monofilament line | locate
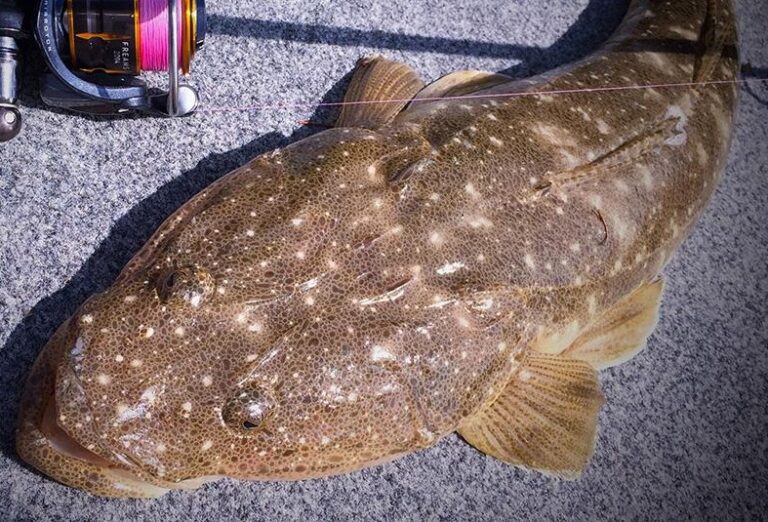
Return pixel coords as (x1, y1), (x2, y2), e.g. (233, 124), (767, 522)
(197, 77), (767, 114)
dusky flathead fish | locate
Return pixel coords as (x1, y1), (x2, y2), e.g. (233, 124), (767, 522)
(16, 0), (739, 497)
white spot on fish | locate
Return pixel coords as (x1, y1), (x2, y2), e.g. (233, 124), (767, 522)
(371, 345), (396, 362)
(202, 375), (213, 387)
(248, 323), (263, 333)
(638, 164), (654, 190)
(533, 123), (578, 147)
(429, 231), (444, 246)
(97, 374), (111, 386)
(668, 25), (698, 40)
(643, 52), (669, 69)
(596, 119), (611, 135)
(664, 105), (689, 146)
(588, 294), (598, 315)
(465, 183), (481, 199)
(696, 142), (709, 164)
(613, 179), (630, 193)
(436, 262), (466, 275)
(524, 253), (536, 269)
(466, 215), (494, 229)
(140, 387), (157, 403)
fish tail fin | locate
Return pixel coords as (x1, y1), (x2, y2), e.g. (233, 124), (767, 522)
(458, 352), (603, 478)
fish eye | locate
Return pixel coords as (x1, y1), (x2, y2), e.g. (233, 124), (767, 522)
(156, 266), (215, 306)
(223, 387), (274, 432)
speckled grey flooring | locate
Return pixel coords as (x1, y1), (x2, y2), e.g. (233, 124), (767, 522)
(1, 1), (767, 520)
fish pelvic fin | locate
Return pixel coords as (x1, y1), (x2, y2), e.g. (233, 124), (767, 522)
(458, 352), (603, 479)
(335, 56), (425, 130)
(535, 278), (665, 370)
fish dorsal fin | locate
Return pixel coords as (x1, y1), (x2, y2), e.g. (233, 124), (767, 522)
(412, 70), (511, 101)
(458, 353), (603, 479)
(335, 56), (425, 130)
(534, 279), (665, 370)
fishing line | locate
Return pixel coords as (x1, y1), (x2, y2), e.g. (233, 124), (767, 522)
(137, 0), (184, 71)
(139, 0), (184, 72)
(197, 77), (768, 115)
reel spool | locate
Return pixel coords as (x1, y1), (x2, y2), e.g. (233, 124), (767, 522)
(36, 0), (205, 118)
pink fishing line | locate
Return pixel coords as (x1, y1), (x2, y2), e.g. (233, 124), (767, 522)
(197, 77), (764, 114)
(139, 0), (183, 72)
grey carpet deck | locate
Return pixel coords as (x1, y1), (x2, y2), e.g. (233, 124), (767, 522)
(1, 1), (767, 520)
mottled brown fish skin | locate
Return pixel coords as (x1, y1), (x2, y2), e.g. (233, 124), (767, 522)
(17, 0), (739, 497)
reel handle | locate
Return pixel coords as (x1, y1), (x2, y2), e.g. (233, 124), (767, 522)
(0, 36), (22, 142)
(0, 0), (29, 142)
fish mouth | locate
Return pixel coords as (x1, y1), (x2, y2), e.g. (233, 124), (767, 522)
(16, 351), (173, 497)
(15, 322), (212, 498)
(20, 381), (219, 498)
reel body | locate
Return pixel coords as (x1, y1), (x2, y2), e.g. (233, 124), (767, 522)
(0, 0), (205, 141)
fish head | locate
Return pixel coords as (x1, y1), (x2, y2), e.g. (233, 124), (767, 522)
(17, 128), (472, 497)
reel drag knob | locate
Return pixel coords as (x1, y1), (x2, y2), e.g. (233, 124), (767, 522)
(0, 106), (22, 142)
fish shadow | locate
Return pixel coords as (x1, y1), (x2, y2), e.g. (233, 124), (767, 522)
(0, 0), (631, 466)
(742, 65), (768, 108)
(207, 0), (630, 79)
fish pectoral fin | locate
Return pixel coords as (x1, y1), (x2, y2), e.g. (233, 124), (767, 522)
(335, 55), (425, 130)
(536, 278), (665, 370)
(411, 70), (511, 101)
(458, 353), (603, 479)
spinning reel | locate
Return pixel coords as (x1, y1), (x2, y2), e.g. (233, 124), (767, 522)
(0, 0), (206, 142)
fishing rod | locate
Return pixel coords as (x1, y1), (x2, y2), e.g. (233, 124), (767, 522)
(0, 0), (206, 142)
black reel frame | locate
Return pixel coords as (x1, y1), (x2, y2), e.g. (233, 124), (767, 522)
(0, 0), (204, 142)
